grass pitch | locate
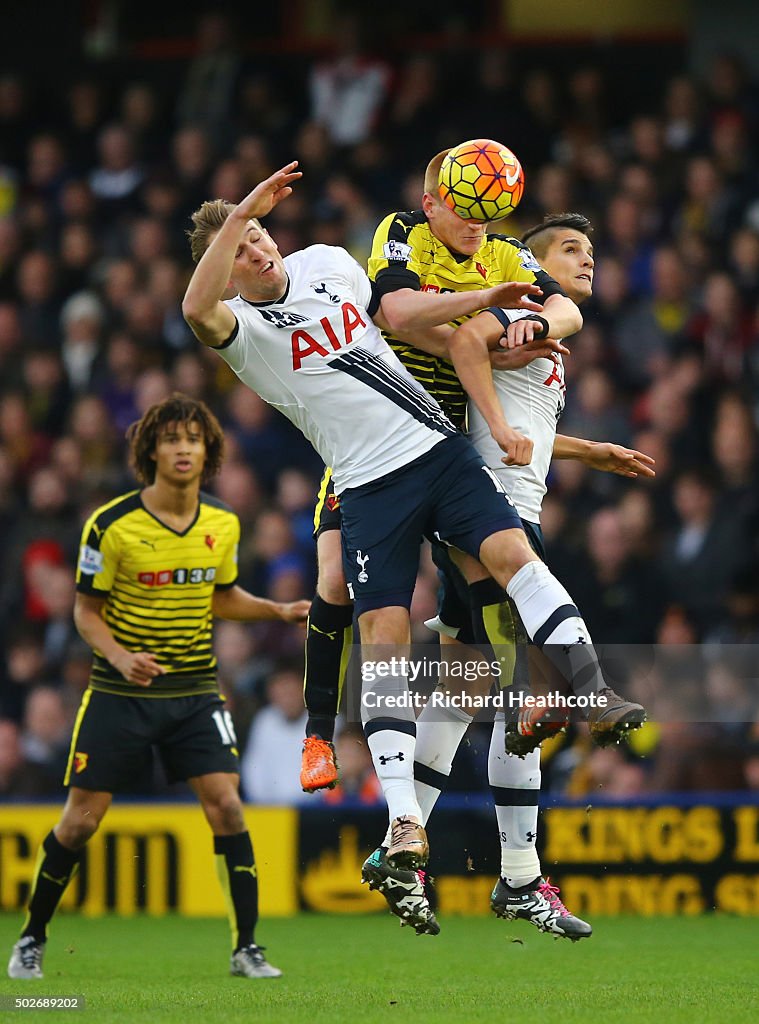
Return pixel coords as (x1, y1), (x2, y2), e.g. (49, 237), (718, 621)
(2, 913), (757, 1024)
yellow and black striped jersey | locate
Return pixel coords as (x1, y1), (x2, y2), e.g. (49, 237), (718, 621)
(368, 210), (566, 428)
(75, 490), (239, 697)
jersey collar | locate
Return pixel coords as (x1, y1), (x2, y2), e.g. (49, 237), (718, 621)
(139, 494), (200, 537)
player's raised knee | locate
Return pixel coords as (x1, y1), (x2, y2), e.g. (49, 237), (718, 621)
(479, 528), (539, 586)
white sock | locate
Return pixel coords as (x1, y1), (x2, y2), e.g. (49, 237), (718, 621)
(366, 729), (422, 823)
(489, 712), (541, 886)
(506, 562), (604, 697)
(506, 561), (587, 643)
(415, 699), (472, 824)
(381, 699), (473, 847)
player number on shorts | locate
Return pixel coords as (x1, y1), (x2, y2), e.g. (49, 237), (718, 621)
(212, 709), (238, 746)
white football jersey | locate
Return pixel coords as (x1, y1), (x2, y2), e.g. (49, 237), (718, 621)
(217, 245), (455, 492)
(467, 307), (565, 523)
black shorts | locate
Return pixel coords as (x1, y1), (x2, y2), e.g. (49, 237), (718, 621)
(430, 540), (472, 635)
(340, 434), (522, 615)
(313, 468), (342, 539)
(433, 519), (546, 634)
(64, 689), (240, 792)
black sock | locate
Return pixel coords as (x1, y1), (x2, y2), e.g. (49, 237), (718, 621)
(469, 579), (510, 648)
(21, 831), (81, 942)
(304, 594), (354, 742)
(214, 832), (258, 952)
(306, 715), (338, 742)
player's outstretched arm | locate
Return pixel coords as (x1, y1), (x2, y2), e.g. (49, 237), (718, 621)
(448, 311), (533, 466)
(234, 161), (301, 222)
(384, 321), (454, 358)
(553, 436), (656, 478)
(388, 322), (570, 367)
(378, 280), (543, 334)
(74, 593), (164, 687)
(182, 161), (302, 347)
(212, 585), (311, 623)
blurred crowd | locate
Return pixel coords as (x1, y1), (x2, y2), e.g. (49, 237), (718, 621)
(1, 12), (759, 803)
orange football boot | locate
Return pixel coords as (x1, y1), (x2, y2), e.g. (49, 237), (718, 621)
(300, 736), (339, 792)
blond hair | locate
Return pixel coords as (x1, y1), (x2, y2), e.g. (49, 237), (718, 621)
(186, 199), (262, 263)
(423, 150), (451, 199)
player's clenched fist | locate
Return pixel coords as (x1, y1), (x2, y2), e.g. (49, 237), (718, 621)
(111, 650), (165, 687)
(492, 425), (534, 466)
(279, 600), (312, 623)
(500, 317), (547, 349)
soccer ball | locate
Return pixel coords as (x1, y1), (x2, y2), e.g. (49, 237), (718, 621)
(438, 139), (524, 222)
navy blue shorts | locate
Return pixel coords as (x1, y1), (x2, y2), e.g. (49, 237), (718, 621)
(339, 434), (522, 614)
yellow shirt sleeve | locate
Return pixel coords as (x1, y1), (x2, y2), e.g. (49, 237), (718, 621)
(493, 236), (544, 284)
(490, 235), (568, 300)
(215, 514), (240, 588)
(76, 511), (118, 594)
(367, 212), (425, 287)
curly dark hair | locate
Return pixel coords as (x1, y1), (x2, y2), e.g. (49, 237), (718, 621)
(521, 213), (593, 258)
(126, 394), (225, 485)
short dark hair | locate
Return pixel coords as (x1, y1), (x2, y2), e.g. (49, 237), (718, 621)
(521, 213), (593, 258)
(126, 394), (225, 485)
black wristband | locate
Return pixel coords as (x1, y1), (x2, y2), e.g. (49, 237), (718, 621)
(522, 314), (549, 339)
